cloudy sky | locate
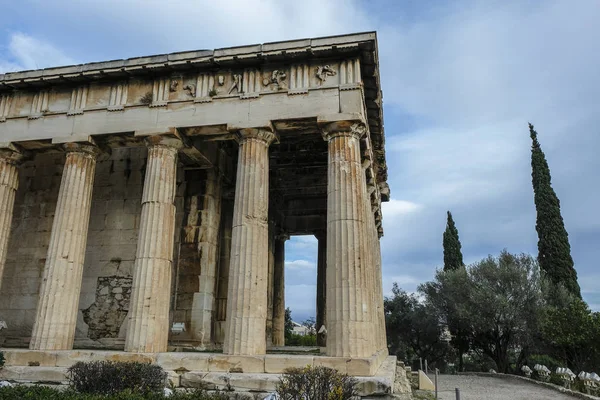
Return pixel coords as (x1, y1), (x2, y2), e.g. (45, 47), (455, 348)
(1, 0), (598, 321)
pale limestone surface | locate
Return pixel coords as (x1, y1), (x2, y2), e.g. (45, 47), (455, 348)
(321, 119), (377, 358)
(0, 145), (21, 292)
(30, 143), (100, 350)
(223, 128), (276, 356)
(125, 137), (182, 353)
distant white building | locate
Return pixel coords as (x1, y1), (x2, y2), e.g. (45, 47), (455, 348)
(291, 321), (309, 336)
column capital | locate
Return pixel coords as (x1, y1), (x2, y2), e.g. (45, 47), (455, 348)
(0, 143), (24, 165)
(63, 142), (102, 159)
(234, 126), (278, 146)
(319, 117), (367, 142)
(144, 135), (184, 150)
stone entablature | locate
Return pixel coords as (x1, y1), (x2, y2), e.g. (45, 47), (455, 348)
(0, 32), (387, 199)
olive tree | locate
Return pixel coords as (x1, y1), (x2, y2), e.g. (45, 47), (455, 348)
(421, 251), (543, 373)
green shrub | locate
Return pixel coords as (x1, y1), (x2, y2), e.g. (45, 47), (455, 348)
(0, 351), (5, 369)
(276, 365), (358, 400)
(527, 354), (563, 372)
(68, 361), (167, 395)
(286, 333), (317, 347)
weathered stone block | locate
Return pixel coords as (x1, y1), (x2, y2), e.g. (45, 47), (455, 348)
(156, 352), (210, 371)
(207, 355), (265, 373)
(3, 350), (58, 367)
(264, 354), (314, 373)
(0, 366), (68, 383)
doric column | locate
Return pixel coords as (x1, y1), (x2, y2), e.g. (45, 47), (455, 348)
(321, 119), (376, 358)
(190, 168), (222, 346)
(272, 233), (288, 347)
(125, 136), (182, 353)
(315, 230), (327, 347)
(30, 142), (100, 350)
(223, 127), (277, 355)
(0, 144), (23, 292)
(266, 224), (275, 346)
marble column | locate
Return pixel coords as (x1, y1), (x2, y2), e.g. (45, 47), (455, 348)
(266, 224), (275, 346)
(0, 144), (22, 292)
(125, 136), (182, 353)
(30, 142), (100, 350)
(321, 121), (376, 358)
(315, 231), (327, 347)
(223, 127), (276, 355)
(190, 168), (222, 346)
(272, 233), (288, 347)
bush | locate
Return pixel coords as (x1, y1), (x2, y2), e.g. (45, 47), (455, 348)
(276, 365), (358, 400)
(526, 354), (563, 372)
(0, 351), (5, 369)
(286, 333), (317, 347)
(68, 361), (167, 395)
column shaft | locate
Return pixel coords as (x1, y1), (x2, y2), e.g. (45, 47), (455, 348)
(0, 147), (22, 292)
(316, 233), (327, 347)
(30, 143), (99, 350)
(272, 234), (287, 347)
(323, 123), (376, 358)
(190, 168), (222, 346)
(266, 226), (275, 346)
(125, 137), (181, 353)
(223, 128), (276, 355)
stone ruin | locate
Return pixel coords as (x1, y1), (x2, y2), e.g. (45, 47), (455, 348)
(0, 32), (403, 395)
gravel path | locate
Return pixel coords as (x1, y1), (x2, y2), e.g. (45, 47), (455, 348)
(435, 374), (579, 400)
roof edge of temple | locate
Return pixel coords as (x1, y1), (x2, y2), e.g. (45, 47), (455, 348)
(0, 31), (388, 191)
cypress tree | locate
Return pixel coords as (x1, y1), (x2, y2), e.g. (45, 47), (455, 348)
(529, 123), (581, 297)
(443, 211), (464, 271)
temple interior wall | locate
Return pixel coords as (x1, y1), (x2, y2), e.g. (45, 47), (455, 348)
(0, 147), (187, 345)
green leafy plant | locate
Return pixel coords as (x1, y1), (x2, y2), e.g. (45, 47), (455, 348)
(276, 365), (358, 400)
(67, 361), (167, 395)
(140, 92), (153, 105)
(0, 351), (5, 369)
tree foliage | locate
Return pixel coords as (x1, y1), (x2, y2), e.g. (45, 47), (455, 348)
(529, 123), (580, 297)
(284, 307), (294, 342)
(443, 211), (464, 271)
(384, 283), (451, 367)
(541, 298), (600, 371)
(420, 251), (543, 373)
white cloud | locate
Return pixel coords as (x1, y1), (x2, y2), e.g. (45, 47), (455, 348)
(285, 260), (315, 270)
(0, 32), (75, 73)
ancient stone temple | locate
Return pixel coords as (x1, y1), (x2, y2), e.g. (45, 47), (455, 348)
(0, 32), (398, 394)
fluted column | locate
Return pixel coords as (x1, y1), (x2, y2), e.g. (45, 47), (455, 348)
(0, 144), (22, 292)
(322, 121), (376, 358)
(125, 136), (182, 353)
(223, 127), (276, 355)
(190, 168), (222, 346)
(30, 142), (100, 350)
(272, 233), (288, 347)
(315, 230), (327, 347)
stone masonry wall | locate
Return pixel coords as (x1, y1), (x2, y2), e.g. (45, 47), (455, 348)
(0, 146), (185, 346)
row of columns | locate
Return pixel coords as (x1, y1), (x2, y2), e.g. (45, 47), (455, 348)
(0, 118), (385, 357)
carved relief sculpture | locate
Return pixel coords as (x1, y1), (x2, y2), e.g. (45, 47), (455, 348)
(316, 65), (337, 84)
(184, 84), (196, 97)
(228, 74), (243, 94)
(263, 70), (287, 89)
(169, 80), (179, 92)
